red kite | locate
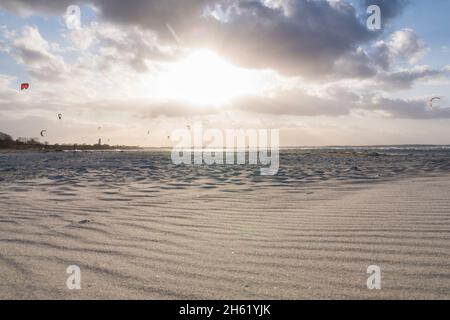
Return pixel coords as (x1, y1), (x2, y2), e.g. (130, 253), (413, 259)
(20, 83), (29, 91)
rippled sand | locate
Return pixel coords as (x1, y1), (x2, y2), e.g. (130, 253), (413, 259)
(1, 150), (450, 299)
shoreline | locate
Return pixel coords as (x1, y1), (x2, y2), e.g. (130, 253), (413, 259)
(0, 146), (141, 152)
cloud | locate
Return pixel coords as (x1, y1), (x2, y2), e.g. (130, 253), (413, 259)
(0, 0), (380, 78)
(228, 85), (450, 120)
(0, 0), (74, 16)
(93, 0), (211, 41)
(332, 48), (377, 78)
(0, 74), (19, 103)
(82, 0), (413, 79)
(0, 0), (211, 41)
(66, 23), (178, 72)
(365, 28), (426, 74)
(375, 65), (449, 90)
(191, 0), (376, 77)
(2, 26), (68, 81)
(386, 28), (426, 63)
(367, 96), (450, 119)
(231, 86), (358, 117)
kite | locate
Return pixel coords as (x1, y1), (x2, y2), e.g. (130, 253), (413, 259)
(428, 97), (441, 109)
(40, 130), (47, 137)
(20, 83), (29, 91)
(58, 113), (62, 120)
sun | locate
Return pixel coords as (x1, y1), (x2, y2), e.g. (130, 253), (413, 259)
(156, 49), (262, 105)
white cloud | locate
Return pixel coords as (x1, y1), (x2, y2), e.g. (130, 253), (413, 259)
(3, 26), (68, 81)
(387, 28), (427, 64)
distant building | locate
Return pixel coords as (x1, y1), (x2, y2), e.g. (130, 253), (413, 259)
(98, 138), (102, 146)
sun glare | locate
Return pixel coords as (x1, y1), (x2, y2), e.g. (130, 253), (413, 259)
(156, 49), (263, 105)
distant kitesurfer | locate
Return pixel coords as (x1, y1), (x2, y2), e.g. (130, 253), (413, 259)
(428, 97), (441, 109)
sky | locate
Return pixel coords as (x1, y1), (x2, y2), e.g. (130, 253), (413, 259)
(0, 0), (449, 147)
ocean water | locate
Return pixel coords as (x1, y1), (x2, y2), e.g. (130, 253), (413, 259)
(1, 147), (450, 189)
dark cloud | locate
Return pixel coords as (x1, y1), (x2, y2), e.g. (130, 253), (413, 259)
(368, 96), (450, 119)
(94, 0), (211, 42)
(191, 0), (376, 77)
(333, 49), (377, 78)
(0, 0), (210, 41)
(376, 67), (447, 90)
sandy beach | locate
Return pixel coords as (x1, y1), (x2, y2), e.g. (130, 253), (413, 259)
(1, 150), (449, 299)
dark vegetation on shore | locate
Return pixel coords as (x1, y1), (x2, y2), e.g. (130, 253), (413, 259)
(0, 131), (139, 151)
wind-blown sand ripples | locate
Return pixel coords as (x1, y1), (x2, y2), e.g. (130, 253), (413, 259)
(0, 148), (450, 299)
